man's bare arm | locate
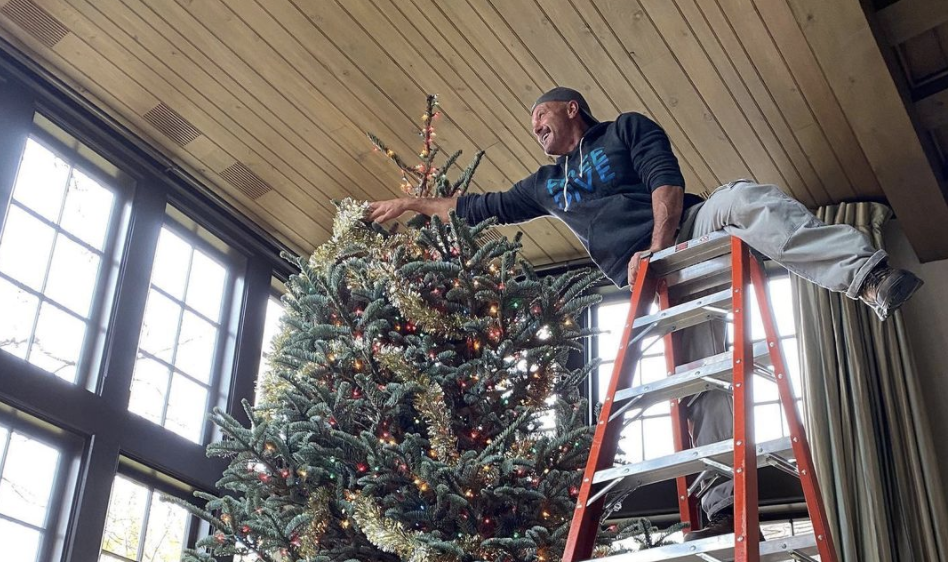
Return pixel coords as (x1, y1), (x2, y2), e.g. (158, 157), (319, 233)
(627, 185), (684, 285)
(366, 197), (458, 223)
(649, 184), (684, 251)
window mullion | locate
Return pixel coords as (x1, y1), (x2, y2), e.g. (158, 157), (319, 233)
(135, 487), (155, 562)
(0, 428), (11, 482)
(99, 182), (165, 406)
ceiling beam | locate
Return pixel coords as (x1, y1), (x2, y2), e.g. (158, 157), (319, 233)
(877, 0), (948, 46)
(789, 0), (948, 262)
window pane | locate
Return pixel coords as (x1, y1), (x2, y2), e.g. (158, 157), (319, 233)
(643, 399), (670, 416)
(639, 334), (664, 354)
(769, 277), (796, 336)
(782, 338), (801, 399)
(618, 419), (643, 464)
(0, 432), (59, 527)
(129, 358), (171, 425)
(643, 416), (674, 460)
(748, 283), (766, 340)
(101, 478), (192, 562)
(639, 355), (667, 385)
(30, 303), (85, 382)
(754, 375), (779, 402)
(44, 235), (100, 317)
(597, 362), (615, 403)
(101, 476), (148, 558)
(59, 168), (115, 250)
(0, 276), (39, 359)
(139, 290), (181, 363)
(11, 139), (69, 221)
(0, 518), (41, 562)
(755, 403), (783, 442)
(185, 250), (226, 321)
(165, 374), (208, 443)
(256, 296), (285, 403)
(151, 229), (191, 300)
(175, 311), (216, 383)
(596, 301), (629, 361)
(141, 497), (188, 561)
(0, 206), (56, 291)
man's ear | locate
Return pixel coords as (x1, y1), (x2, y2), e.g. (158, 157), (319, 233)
(567, 100), (580, 119)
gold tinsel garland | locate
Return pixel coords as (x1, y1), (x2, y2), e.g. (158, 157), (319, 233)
(298, 488), (332, 558)
(351, 493), (436, 562)
(377, 347), (459, 463)
(370, 260), (469, 338)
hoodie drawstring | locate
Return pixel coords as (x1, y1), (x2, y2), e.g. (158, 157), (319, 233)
(563, 136), (585, 212)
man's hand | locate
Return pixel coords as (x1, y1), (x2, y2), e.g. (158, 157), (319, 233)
(366, 197), (458, 223)
(627, 249), (655, 287)
(367, 199), (411, 223)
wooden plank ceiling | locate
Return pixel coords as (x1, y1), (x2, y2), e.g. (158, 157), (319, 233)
(1, 0), (946, 265)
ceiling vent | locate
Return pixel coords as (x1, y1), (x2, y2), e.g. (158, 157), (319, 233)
(142, 103), (201, 146)
(1, 0), (69, 49)
(220, 162), (273, 200)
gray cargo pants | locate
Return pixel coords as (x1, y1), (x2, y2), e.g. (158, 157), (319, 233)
(674, 180), (884, 516)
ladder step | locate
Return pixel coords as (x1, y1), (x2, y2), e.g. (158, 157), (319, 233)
(648, 231), (732, 275)
(665, 254), (733, 297)
(613, 341), (773, 410)
(631, 289), (731, 335)
(593, 437), (792, 490)
(584, 532), (818, 562)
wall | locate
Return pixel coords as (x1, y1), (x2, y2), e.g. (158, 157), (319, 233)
(884, 219), (948, 494)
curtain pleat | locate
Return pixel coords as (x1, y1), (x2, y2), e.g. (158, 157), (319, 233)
(791, 202), (948, 562)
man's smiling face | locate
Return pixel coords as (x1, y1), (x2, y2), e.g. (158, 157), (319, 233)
(531, 101), (580, 156)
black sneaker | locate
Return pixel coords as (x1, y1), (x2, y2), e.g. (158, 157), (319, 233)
(858, 264), (923, 321)
(683, 508), (765, 542)
(683, 509), (733, 542)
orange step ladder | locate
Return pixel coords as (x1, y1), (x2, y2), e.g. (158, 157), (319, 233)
(563, 233), (838, 562)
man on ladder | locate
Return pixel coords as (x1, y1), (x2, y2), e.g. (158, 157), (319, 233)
(368, 87), (923, 547)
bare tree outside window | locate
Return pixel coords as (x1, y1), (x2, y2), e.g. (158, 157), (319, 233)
(0, 425), (61, 562)
(99, 475), (188, 562)
(127, 226), (231, 443)
(0, 138), (117, 384)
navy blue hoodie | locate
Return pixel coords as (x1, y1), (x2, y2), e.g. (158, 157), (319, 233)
(456, 112), (701, 287)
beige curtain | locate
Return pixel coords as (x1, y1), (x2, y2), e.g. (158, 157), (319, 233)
(791, 202), (948, 562)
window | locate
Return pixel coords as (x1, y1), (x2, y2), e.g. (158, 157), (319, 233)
(0, 423), (63, 562)
(99, 474), (190, 562)
(254, 292), (285, 405)
(128, 224), (233, 443)
(593, 276), (801, 463)
(0, 64), (299, 561)
(0, 137), (120, 383)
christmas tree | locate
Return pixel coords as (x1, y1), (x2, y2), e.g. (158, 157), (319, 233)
(174, 96), (612, 562)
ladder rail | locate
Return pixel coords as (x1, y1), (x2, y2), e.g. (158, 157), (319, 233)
(749, 257), (839, 561)
(731, 237), (761, 562)
(563, 235), (839, 562)
(658, 280), (701, 534)
(562, 259), (658, 562)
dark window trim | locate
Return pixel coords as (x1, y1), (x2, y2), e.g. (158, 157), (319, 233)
(0, 39), (287, 560)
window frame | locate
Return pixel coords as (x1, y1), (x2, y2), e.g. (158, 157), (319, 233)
(0, 45), (293, 561)
(98, 461), (208, 562)
(0, 408), (83, 562)
(131, 216), (243, 445)
(0, 126), (131, 391)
